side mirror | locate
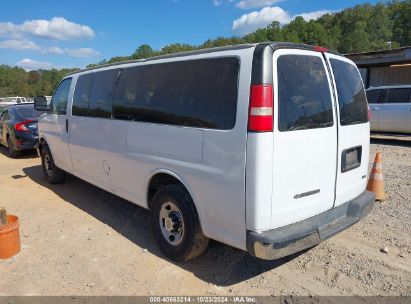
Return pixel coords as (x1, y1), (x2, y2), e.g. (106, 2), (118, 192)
(34, 96), (49, 111)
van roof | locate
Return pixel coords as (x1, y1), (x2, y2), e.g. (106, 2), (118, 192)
(66, 42), (341, 76)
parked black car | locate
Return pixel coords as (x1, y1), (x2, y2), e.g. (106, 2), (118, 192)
(0, 104), (45, 157)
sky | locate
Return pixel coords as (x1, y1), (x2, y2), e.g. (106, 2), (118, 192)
(0, 0), (381, 70)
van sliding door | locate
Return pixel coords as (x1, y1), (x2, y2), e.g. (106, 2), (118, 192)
(69, 69), (126, 190)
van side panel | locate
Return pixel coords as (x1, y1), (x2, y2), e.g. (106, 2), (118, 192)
(69, 116), (127, 193)
(120, 123), (204, 205)
(126, 124), (204, 161)
(112, 48), (255, 250)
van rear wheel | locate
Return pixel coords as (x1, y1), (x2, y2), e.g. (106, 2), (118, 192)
(41, 145), (66, 184)
(150, 184), (209, 261)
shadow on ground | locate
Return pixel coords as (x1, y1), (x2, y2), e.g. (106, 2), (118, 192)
(0, 146), (38, 159)
(370, 135), (411, 147)
(22, 164), (303, 286)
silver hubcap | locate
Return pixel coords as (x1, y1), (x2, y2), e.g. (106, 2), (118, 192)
(44, 155), (53, 176)
(159, 201), (184, 246)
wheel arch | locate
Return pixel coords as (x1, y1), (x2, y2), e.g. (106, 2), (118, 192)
(38, 136), (49, 155)
(146, 169), (204, 228)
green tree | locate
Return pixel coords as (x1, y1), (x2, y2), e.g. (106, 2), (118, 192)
(390, 0), (411, 46)
(1, 0), (410, 97)
(132, 44), (155, 59)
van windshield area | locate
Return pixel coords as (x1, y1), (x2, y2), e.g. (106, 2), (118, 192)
(330, 59), (368, 126)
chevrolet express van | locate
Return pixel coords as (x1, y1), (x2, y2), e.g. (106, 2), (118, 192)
(35, 43), (375, 261)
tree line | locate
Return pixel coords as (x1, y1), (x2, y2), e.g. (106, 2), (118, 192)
(1, 0), (410, 97)
(0, 66), (79, 97)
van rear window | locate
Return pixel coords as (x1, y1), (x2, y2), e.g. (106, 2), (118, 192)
(277, 55), (334, 131)
(113, 58), (239, 129)
(330, 59), (368, 126)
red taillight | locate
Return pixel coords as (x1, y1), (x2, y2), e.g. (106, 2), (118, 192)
(314, 45), (328, 53)
(368, 108), (372, 121)
(14, 120), (33, 132)
(248, 84), (273, 132)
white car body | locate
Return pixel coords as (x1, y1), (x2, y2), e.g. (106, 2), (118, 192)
(37, 43), (374, 260)
(0, 96), (29, 105)
(366, 85), (411, 134)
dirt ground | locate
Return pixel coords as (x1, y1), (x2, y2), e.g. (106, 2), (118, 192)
(0, 139), (410, 296)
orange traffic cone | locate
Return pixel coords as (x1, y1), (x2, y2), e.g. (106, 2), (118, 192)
(367, 152), (386, 201)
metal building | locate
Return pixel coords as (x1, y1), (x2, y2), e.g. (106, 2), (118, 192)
(345, 46), (411, 88)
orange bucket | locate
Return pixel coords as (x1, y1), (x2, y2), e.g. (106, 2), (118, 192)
(0, 215), (21, 259)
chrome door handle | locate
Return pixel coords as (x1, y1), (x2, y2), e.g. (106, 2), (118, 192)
(371, 107), (379, 110)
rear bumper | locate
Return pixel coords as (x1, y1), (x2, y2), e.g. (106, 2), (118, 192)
(14, 133), (39, 150)
(247, 190), (375, 260)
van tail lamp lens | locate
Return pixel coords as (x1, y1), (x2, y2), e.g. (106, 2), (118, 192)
(248, 84), (273, 132)
(314, 46), (328, 52)
(14, 120), (33, 132)
(368, 108), (372, 121)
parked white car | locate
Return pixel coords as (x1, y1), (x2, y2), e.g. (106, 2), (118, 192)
(366, 85), (411, 134)
(35, 43), (374, 261)
(1, 96), (29, 105)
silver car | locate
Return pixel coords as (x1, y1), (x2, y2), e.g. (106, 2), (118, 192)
(366, 85), (411, 134)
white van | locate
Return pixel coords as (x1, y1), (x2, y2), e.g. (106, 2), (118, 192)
(35, 43), (375, 261)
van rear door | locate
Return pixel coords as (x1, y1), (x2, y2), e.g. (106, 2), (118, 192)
(270, 49), (338, 229)
(325, 53), (370, 207)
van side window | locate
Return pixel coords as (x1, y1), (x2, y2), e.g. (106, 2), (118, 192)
(330, 59), (368, 126)
(277, 55), (333, 131)
(113, 58), (239, 130)
(72, 73), (94, 116)
(386, 88), (411, 104)
(50, 78), (72, 115)
(88, 69), (119, 118)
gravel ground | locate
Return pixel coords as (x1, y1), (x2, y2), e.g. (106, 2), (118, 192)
(0, 139), (410, 296)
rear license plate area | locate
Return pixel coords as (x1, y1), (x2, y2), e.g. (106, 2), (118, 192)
(341, 146), (362, 173)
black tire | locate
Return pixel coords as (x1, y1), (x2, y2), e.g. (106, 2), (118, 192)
(41, 145), (66, 184)
(7, 136), (21, 158)
(150, 184), (209, 261)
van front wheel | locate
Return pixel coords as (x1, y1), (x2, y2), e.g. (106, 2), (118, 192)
(41, 145), (66, 184)
(150, 184), (209, 261)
